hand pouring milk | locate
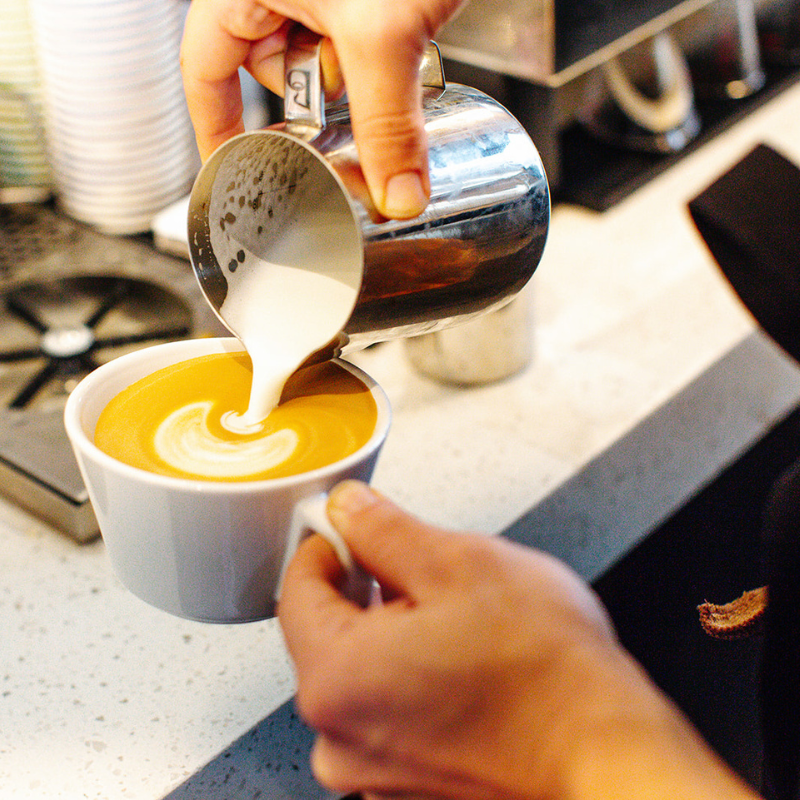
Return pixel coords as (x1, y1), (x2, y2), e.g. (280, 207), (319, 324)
(188, 29), (550, 420)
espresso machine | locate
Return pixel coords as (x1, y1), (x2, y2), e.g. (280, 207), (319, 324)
(437, 0), (792, 205)
(438, 1), (712, 186)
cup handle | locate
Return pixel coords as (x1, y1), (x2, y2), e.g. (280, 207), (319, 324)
(278, 493), (374, 607)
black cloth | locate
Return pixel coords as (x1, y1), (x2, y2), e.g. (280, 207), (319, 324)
(689, 144), (800, 800)
(688, 143), (800, 364)
(760, 460), (800, 800)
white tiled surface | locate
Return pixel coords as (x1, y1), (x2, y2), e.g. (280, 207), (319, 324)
(4, 81), (800, 799)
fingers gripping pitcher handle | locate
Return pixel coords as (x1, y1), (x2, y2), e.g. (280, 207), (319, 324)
(278, 493), (374, 607)
(283, 25), (445, 133)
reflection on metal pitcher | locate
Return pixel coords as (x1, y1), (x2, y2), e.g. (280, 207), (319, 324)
(188, 27), (550, 357)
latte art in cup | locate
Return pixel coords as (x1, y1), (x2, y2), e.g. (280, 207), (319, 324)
(94, 352), (378, 482)
(64, 337), (391, 622)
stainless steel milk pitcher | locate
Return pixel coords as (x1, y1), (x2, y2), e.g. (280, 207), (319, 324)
(188, 26), (550, 352)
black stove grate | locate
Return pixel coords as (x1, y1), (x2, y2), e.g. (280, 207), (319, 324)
(0, 204), (224, 539)
(0, 276), (192, 410)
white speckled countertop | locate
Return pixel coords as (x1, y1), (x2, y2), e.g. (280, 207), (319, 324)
(4, 81), (800, 800)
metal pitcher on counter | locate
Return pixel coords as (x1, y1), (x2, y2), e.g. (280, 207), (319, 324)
(188, 26), (550, 355)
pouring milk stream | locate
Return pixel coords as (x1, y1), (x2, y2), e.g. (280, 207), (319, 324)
(220, 257), (356, 431)
(215, 194), (360, 432)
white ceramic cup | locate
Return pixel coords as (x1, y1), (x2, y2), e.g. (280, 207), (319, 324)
(64, 337), (390, 623)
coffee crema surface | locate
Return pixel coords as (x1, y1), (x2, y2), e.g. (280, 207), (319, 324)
(94, 353), (377, 481)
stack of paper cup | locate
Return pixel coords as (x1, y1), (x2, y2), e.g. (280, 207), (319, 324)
(0, 0), (52, 199)
(28, 0), (199, 234)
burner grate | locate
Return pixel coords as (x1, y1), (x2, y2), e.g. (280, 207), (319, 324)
(0, 205), (227, 540)
(0, 276), (192, 410)
(0, 274), (198, 540)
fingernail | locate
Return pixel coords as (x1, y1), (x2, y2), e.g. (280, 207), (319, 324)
(382, 171), (427, 219)
(328, 480), (378, 518)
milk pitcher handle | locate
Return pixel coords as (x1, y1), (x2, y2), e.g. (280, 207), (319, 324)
(277, 493), (374, 608)
(283, 25), (445, 133)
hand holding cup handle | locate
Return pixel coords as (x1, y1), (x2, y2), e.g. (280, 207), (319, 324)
(279, 493), (374, 608)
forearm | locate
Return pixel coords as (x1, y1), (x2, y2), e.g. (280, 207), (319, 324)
(462, 637), (760, 800)
(558, 649), (760, 800)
